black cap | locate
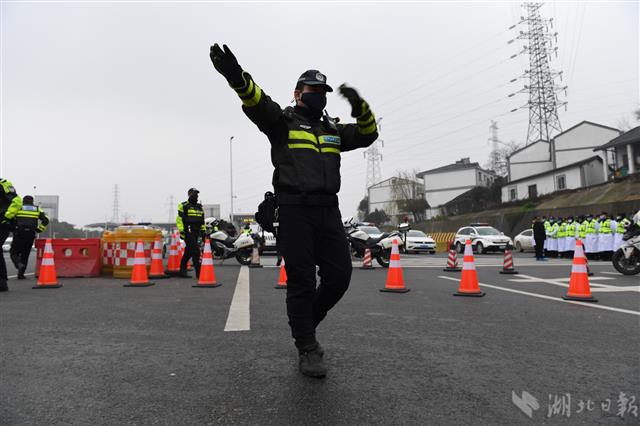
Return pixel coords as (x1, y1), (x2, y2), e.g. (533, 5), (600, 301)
(297, 70), (333, 92)
(23, 195), (34, 203)
(188, 188), (199, 195)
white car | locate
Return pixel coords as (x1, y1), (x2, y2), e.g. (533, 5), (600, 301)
(2, 236), (12, 252)
(454, 224), (513, 254)
(404, 230), (436, 254)
(514, 229), (534, 252)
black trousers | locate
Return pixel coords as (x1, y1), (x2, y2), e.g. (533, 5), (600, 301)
(277, 205), (352, 351)
(0, 226), (10, 280)
(10, 231), (35, 276)
(534, 237), (545, 259)
(180, 231), (201, 275)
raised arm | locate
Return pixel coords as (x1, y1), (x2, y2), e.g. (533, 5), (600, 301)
(210, 44), (283, 133)
(336, 84), (378, 152)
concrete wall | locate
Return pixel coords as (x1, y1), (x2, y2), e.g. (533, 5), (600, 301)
(554, 123), (619, 169)
(508, 141), (553, 181)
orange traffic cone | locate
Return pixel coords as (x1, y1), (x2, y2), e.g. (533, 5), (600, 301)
(149, 235), (169, 279)
(124, 240), (155, 287)
(166, 233), (181, 276)
(499, 246), (518, 274)
(33, 239), (62, 289)
(563, 240), (597, 302)
(249, 245), (263, 268)
(454, 239), (485, 297)
(360, 248), (375, 270)
(380, 239), (410, 293)
(193, 239), (221, 288)
(275, 260), (287, 289)
(443, 243), (461, 272)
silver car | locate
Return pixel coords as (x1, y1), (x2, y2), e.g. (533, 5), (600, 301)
(514, 229), (534, 252)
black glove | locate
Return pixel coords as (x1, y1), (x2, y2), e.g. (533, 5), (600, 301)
(338, 84), (364, 118)
(209, 43), (244, 87)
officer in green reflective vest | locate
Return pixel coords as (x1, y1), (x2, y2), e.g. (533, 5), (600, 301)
(585, 214), (598, 260)
(10, 195), (49, 279)
(176, 188), (205, 278)
(0, 178), (22, 292)
(210, 43), (378, 378)
(614, 213), (630, 251)
(598, 212), (614, 260)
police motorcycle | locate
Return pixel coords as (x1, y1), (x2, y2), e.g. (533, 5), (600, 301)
(343, 217), (404, 268)
(204, 217), (255, 265)
(612, 210), (640, 276)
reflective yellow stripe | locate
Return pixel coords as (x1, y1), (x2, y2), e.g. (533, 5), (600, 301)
(357, 114), (375, 127)
(288, 130), (318, 144)
(288, 143), (319, 152)
(320, 147), (340, 154)
(16, 212), (40, 218)
(358, 121), (377, 135)
(241, 84), (262, 107)
(235, 79), (254, 96)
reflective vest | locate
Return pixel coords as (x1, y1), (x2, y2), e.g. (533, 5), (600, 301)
(599, 219), (612, 234)
(15, 204), (49, 233)
(0, 178), (22, 221)
(176, 201), (205, 233)
(549, 223), (559, 238)
(230, 72), (378, 196)
(557, 223), (566, 238)
(566, 222), (576, 236)
(579, 221), (588, 239)
(586, 220), (597, 235)
(544, 221), (551, 231)
(617, 218), (630, 233)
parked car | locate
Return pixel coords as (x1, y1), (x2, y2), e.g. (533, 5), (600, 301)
(2, 236), (12, 253)
(404, 230), (436, 254)
(514, 229), (534, 252)
(454, 223), (513, 254)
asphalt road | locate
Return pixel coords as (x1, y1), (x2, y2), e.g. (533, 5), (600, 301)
(1, 252), (638, 425)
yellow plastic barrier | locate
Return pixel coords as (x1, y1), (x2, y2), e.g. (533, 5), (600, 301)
(428, 232), (457, 252)
(101, 231), (115, 275)
(112, 225), (162, 279)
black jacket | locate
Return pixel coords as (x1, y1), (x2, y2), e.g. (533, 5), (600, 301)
(230, 72), (378, 195)
(533, 221), (546, 240)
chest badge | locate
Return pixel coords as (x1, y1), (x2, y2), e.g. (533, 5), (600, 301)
(299, 125), (311, 130)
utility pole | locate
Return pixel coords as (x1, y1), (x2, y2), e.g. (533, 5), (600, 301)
(111, 184), (120, 224)
(364, 118), (383, 194)
(515, 2), (567, 145)
(167, 195), (175, 224)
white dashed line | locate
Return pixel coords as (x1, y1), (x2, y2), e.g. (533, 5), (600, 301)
(224, 266), (251, 332)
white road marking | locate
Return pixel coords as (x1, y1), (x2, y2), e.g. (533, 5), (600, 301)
(224, 266), (251, 332)
(438, 275), (640, 316)
(602, 271), (621, 276)
(7, 273), (35, 279)
(509, 274), (638, 292)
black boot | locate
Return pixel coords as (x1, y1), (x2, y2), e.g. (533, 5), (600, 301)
(177, 270), (192, 278)
(298, 343), (326, 378)
(0, 279), (8, 292)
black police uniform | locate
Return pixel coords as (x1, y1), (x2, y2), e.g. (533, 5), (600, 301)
(11, 203), (49, 278)
(176, 200), (205, 276)
(226, 70), (378, 351)
(0, 179), (22, 291)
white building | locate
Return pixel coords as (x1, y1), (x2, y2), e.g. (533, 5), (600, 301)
(416, 158), (497, 217)
(502, 121), (621, 202)
(368, 177), (425, 224)
(594, 125), (640, 178)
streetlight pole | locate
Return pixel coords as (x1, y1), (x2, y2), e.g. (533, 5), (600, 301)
(229, 136), (234, 225)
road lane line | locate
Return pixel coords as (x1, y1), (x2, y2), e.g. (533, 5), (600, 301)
(438, 275), (640, 317)
(224, 266), (250, 332)
(510, 274), (614, 288)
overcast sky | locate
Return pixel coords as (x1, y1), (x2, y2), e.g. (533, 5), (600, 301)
(1, 1), (638, 226)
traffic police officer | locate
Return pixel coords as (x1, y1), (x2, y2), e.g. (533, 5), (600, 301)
(176, 188), (206, 278)
(0, 178), (22, 292)
(10, 195), (49, 279)
(210, 43), (378, 377)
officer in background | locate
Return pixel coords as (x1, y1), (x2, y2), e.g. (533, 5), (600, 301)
(210, 44), (378, 378)
(176, 188), (205, 278)
(10, 195), (49, 279)
(597, 212), (614, 261)
(532, 216), (546, 261)
(613, 213), (630, 251)
(0, 178), (22, 292)
(585, 214), (598, 260)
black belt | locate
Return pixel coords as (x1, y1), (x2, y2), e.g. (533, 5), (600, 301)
(277, 193), (338, 207)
